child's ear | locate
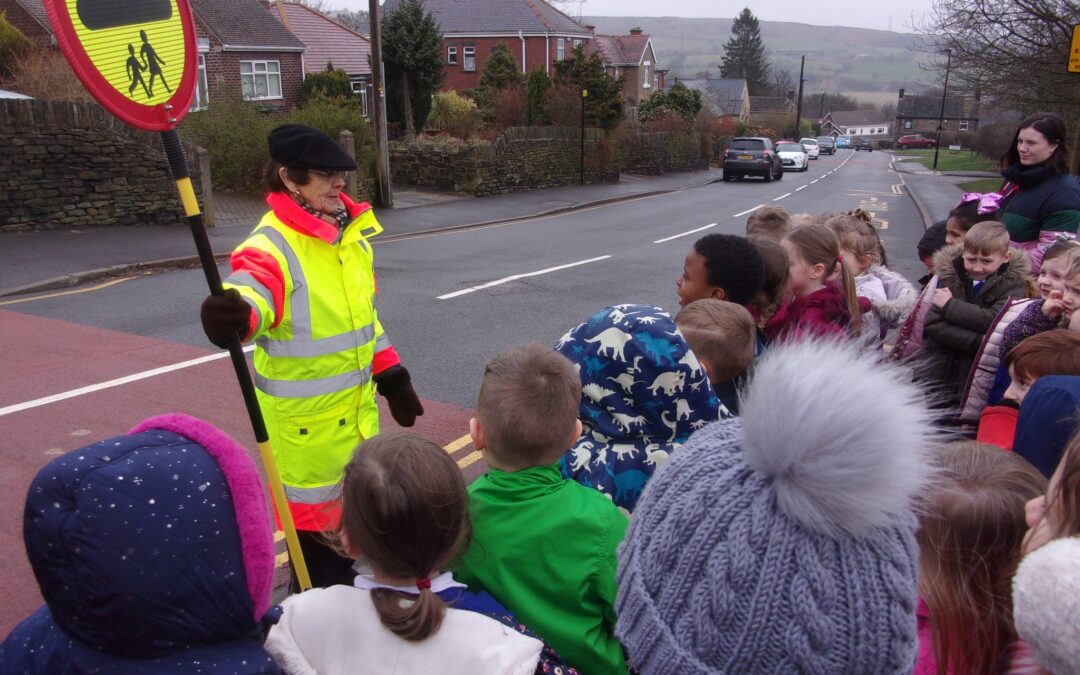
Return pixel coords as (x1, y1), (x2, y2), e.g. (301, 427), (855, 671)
(469, 417), (486, 451)
(339, 530), (359, 558)
(811, 262), (827, 280)
(567, 419), (583, 448)
(710, 287), (728, 301)
(1002, 250), (1013, 263)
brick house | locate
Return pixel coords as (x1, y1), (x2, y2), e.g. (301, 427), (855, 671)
(895, 88), (980, 137)
(0, 0), (53, 47)
(384, 0), (592, 93)
(673, 78), (749, 121)
(268, 1), (372, 116)
(587, 27), (664, 109)
(819, 110), (892, 139)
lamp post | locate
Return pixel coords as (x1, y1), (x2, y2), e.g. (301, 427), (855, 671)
(932, 48), (952, 172)
(793, 55), (805, 139)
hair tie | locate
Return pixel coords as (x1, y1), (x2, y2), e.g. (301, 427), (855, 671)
(416, 577), (431, 591)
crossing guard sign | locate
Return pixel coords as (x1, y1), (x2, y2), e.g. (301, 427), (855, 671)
(44, 0), (197, 130)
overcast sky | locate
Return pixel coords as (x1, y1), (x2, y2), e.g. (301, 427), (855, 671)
(340, 0), (938, 33)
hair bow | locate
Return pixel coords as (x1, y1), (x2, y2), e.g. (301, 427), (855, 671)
(955, 192), (1004, 215)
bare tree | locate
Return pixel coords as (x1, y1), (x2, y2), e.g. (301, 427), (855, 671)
(293, 0), (333, 13)
(771, 68), (794, 99)
(915, 0), (1080, 170)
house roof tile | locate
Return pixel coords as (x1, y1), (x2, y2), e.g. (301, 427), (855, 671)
(269, 2), (370, 75)
(191, 0), (306, 51)
(383, 0), (590, 36)
(828, 109), (890, 126)
(750, 96), (792, 113)
(897, 94), (975, 119)
(9, 0), (50, 34)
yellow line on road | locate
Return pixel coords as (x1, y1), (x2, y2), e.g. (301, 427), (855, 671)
(0, 276), (135, 306)
(457, 450), (483, 469)
(444, 433), (473, 454)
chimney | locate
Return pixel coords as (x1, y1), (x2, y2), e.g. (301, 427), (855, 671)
(584, 24), (595, 34)
(629, 27), (643, 36)
(898, 88), (905, 101)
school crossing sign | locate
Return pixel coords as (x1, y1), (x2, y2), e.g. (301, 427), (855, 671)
(44, 0), (197, 130)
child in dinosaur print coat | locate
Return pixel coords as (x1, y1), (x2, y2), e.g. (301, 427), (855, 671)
(556, 304), (720, 512)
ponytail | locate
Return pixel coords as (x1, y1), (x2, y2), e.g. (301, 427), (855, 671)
(837, 257), (862, 331)
(370, 586), (446, 641)
(786, 223), (862, 332)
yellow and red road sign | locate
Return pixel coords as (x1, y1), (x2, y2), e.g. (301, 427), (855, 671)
(44, 0), (197, 130)
(1070, 24), (1080, 74)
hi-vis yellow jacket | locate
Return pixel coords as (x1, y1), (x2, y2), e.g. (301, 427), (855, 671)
(224, 192), (399, 530)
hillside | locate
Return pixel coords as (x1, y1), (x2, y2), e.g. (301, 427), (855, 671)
(583, 16), (930, 98)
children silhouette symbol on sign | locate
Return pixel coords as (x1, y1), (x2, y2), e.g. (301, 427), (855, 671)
(125, 44), (150, 98)
(139, 30), (171, 97)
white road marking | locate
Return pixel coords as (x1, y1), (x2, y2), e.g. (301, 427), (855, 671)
(732, 204), (765, 218)
(437, 255), (612, 300)
(772, 193), (792, 201)
(795, 185), (808, 191)
(0, 346), (257, 417)
(653, 222), (717, 244)
(811, 179), (820, 184)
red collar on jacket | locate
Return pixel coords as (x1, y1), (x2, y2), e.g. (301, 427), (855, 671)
(265, 191), (372, 244)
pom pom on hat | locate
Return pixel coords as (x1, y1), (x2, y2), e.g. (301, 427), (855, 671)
(1013, 537), (1080, 675)
(268, 124), (357, 171)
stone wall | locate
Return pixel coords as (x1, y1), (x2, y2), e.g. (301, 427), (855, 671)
(0, 99), (201, 229)
(621, 131), (710, 175)
(390, 126), (619, 197)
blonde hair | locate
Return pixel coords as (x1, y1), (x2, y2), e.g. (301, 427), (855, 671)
(675, 300), (756, 382)
(747, 235), (790, 329)
(783, 224), (862, 328)
(477, 344), (580, 466)
(827, 215), (885, 267)
(917, 441), (1047, 674)
(745, 206), (792, 240)
(1065, 246), (1080, 278)
(963, 221), (1010, 256)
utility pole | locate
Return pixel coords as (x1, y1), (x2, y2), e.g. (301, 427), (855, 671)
(793, 54), (805, 139)
(932, 48), (952, 172)
(368, 0), (392, 207)
(580, 89), (587, 186)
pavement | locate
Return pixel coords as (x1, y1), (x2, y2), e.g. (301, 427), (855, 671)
(0, 158), (999, 296)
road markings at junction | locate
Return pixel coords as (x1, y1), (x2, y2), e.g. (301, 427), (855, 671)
(437, 255), (612, 300)
(732, 204), (765, 218)
(0, 277), (135, 306)
(653, 222), (717, 244)
(0, 346), (257, 418)
(772, 193), (791, 202)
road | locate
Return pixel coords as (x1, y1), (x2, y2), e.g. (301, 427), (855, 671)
(0, 148), (925, 633)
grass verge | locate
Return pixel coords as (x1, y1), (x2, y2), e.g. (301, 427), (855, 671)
(891, 149), (997, 172)
(957, 178), (1002, 194)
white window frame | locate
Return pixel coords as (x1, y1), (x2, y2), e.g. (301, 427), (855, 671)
(190, 52), (209, 111)
(240, 60), (283, 101)
(557, 38), (565, 61)
(904, 119), (912, 129)
(463, 46), (476, 72)
(447, 46), (457, 65)
(572, 38), (582, 48)
(351, 80), (369, 117)
(643, 61), (651, 88)
(959, 120), (969, 131)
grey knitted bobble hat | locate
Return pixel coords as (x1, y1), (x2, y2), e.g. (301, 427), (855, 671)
(615, 339), (937, 674)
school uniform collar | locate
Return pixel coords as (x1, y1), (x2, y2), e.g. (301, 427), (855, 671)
(476, 463), (565, 500)
(266, 191), (371, 244)
(353, 570), (466, 595)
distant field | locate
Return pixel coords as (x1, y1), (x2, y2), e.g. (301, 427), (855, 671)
(847, 91), (903, 106)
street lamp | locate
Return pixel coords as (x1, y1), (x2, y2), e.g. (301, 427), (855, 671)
(932, 48), (952, 172)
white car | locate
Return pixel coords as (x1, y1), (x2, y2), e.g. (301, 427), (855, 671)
(799, 137), (820, 159)
(776, 142), (809, 172)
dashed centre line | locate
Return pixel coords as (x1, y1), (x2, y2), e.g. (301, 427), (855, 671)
(653, 222), (717, 244)
(436, 255), (612, 300)
(772, 193), (792, 202)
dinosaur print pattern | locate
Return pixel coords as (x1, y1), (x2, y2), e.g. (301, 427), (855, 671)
(556, 304), (719, 511)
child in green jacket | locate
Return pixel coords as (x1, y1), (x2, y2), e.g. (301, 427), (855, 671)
(455, 344), (629, 675)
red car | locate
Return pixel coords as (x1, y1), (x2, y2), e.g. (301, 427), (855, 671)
(896, 134), (936, 150)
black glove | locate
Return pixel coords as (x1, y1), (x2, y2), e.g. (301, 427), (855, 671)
(200, 288), (250, 349)
(373, 365), (424, 427)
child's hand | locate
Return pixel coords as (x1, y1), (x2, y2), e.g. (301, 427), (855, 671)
(1041, 290), (1066, 318)
(931, 288), (952, 308)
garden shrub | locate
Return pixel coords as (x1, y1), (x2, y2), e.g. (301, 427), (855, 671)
(427, 90), (482, 138)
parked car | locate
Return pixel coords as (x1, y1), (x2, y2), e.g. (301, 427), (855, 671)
(815, 136), (836, 154)
(896, 134), (936, 150)
(835, 136), (852, 149)
(854, 137), (874, 152)
(799, 137), (820, 159)
(776, 142), (809, 172)
(723, 137), (783, 182)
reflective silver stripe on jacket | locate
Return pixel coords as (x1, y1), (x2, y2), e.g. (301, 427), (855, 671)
(255, 366), (372, 398)
(225, 271), (276, 312)
(284, 482), (341, 504)
(257, 323), (375, 358)
(374, 332), (392, 352)
(253, 226), (311, 339)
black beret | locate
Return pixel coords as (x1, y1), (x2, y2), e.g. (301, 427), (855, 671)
(268, 124), (357, 171)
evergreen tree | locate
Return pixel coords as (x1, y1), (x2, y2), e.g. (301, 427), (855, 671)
(382, 0), (444, 138)
(638, 82), (702, 125)
(720, 8), (771, 95)
(553, 44), (624, 130)
(303, 62), (355, 102)
(524, 67), (551, 125)
(470, 44), (523, 119)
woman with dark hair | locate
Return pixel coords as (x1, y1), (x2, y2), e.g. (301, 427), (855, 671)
(998, 112), (1080, 273)
(198, 124), (424, 589)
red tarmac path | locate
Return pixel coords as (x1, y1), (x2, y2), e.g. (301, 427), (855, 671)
(0, 308), (480, 636)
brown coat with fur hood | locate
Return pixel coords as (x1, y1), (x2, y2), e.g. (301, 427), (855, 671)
(921, 244), (1034, 401)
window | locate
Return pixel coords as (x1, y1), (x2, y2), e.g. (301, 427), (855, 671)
(351, 80), (369, 117)
(643, 61), (650, 88)
(557, 38), (565, 61)
(572, 39), (582, 48)
(904, 120), (912, 129)
(240, 60), (282, 100)
(653, 74), (658, 90)
(959, 120), (969, 131)
(447, 46), (457, 65)
(463, 46), (475, 72)
(189, 53), (209, 111)
(877, 127), (884, 134)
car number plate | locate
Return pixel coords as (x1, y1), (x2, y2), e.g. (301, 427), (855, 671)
(738, 154), (753, 160)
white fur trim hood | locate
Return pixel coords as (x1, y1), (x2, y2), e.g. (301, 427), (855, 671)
(1013, 537), (1080, 675)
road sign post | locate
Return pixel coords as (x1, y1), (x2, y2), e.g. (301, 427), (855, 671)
(43, 0), (311, 591)
(581, 89), (587, 187)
